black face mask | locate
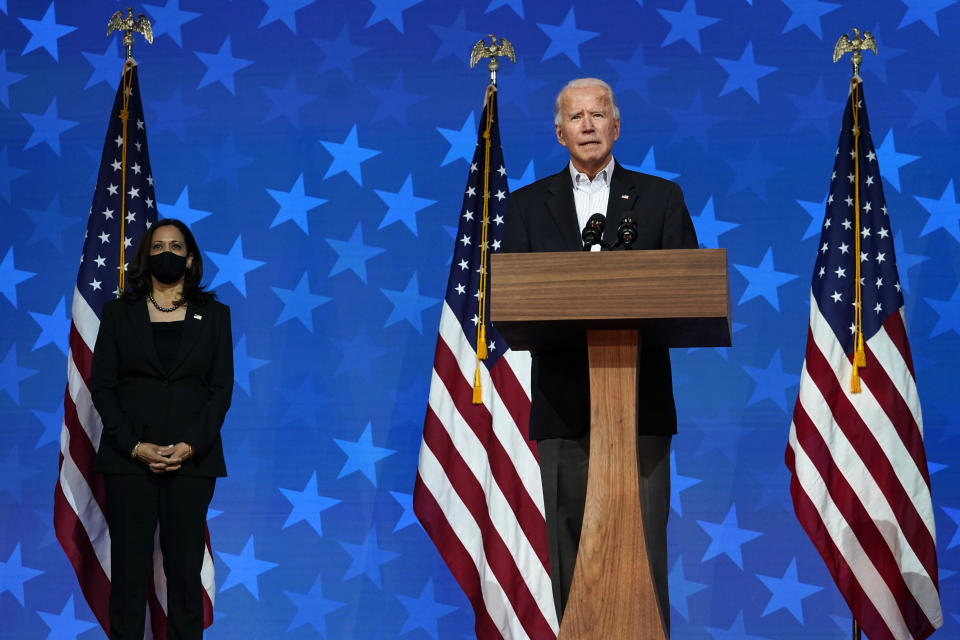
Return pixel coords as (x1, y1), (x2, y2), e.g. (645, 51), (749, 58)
(149, 252), (188, 284)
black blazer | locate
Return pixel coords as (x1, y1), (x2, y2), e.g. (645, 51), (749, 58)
(501, 162), (699, 441)
(90, 296), (233, 477)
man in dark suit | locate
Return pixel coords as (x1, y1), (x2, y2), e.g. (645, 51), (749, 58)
(501, 78), (698, 632)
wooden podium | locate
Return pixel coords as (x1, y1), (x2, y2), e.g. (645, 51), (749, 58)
(490, 249), (731, 640)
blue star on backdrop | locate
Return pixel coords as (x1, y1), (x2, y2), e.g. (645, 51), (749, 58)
(756, 557), (823, 623)
(145, 0), (201, 48)
(279, 471), (341, 535)
(216, 535), (278, 600)
(21, 98), (78, 155)
(333, 422), (396, 485)
(0, 544), (43, 606)
(340, 526), (401, 589)
(537, 7), (598, 67)
(283, 574), (347, 636)
(35, 595), (98, 639)
(2, 1), (960, 638)
(18, 2), (76, 62)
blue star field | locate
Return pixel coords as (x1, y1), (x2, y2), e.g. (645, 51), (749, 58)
(1, 1), (960, 638)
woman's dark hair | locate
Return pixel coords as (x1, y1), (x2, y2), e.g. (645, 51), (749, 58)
(123, 218), (216, 304)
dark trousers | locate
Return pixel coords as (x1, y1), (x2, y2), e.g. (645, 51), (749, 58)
(104, 473), (215, 640)
(538, 434), (672, 634)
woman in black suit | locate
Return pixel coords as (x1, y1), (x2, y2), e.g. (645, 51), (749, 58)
(91, 218), (233, 639)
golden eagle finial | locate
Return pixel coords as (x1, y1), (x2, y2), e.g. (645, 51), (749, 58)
(470, 35), (516, 86)
(107, 8), (154, 61)
(833, 28), (877, 76)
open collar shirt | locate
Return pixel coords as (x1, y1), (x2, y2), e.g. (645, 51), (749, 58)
(569, 156), (615, 251)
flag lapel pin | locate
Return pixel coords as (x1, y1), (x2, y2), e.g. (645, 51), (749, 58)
(194, 314), (202, 320)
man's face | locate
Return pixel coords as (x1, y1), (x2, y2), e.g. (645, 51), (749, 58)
(555, 85), (620, 178)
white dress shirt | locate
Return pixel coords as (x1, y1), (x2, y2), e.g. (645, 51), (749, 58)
(570, 156), (614, 250)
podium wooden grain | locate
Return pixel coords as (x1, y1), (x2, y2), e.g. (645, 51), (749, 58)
(491, 249), (731, 640)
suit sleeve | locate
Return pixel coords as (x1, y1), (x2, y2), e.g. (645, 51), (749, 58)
(501, 192), (530, 253)
(90, 303), (141, 456)
(662, 181), (699, 249)
(183, 305), (233, 456)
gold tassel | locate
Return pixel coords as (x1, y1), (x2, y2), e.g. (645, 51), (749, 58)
(850, 363), (861, 393)
(854, 335), (866, 367)
(472, 366), (482, 404)
(477, 324), (487, 360)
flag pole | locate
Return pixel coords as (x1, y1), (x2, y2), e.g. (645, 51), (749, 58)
(467, 35), (516, 403)
(832, 27), (878, 640)
(106, 8), (154, 294)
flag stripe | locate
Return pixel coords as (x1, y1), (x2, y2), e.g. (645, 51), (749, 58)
(418, 425), (553, 640)
(413, 474), (506, 640)
(53, 482), (111, 630)
(66, 348), (101, 452)
(70, 322), (93, 383)
(436, 305), (541, 482)
(800, 337), (937, 597)
(418, 431), (531, 639)
(432, 336), (549, 569)
(488, 353), (538, 460)
(806, 314), (937, 577)
(60, 399), (109, 561)
(790, 398), (932, 635)
(880, 309), (916, 380)
(786, 444), (898, 640)
(201, 533), (215, 627)
(787, 78), (941, 640)
(415, 89), (557, 640)
(71, 286), (100, 352)
(423, 389), (554, 629)
(64, 377), (107, 510)
(859, 314), (927, 480)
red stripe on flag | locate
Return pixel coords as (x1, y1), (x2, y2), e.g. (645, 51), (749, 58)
(882, 311), (916, 379)
(53, 481), (111, 631)
(70, 323), (93, 382)
(803, 331), (936, 577)
(488, 357), (538, 460)
(203, 530), (214, 627)
(422, 406), (555, 640)
(859, 322), (930, 488)
(147, 580), (167, 639)
(786, 445), (896, 640)
(791, 399), (935, 637)
(63, 391), (107, 513)
(433, 339), (549, 571)
(414, 475), (504, 640)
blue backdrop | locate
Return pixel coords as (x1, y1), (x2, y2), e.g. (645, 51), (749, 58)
(1, 0), (959, 638)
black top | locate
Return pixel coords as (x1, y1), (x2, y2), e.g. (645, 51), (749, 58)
(152, 320), (184, 374)
(91, 297), (233, 477)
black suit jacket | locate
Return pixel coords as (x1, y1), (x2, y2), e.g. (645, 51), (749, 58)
(501, 162), (699, 441)
(90, 296), (233, 477)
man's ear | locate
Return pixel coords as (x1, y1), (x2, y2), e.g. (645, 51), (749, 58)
(556, 124), (567, 147)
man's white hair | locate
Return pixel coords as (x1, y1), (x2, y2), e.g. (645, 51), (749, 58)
(553, 78), (620, 126)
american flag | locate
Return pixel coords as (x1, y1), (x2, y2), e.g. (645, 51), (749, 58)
(413, 89), (559, 639)
(786, 77), (942, 640)
(54, 62), (215, 639)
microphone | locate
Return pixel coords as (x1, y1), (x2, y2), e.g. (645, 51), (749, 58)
(581, 213), (606, 251)
(616, 216), (638, 250)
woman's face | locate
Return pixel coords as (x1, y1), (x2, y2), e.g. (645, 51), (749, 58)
(150, 225), (192, 267)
